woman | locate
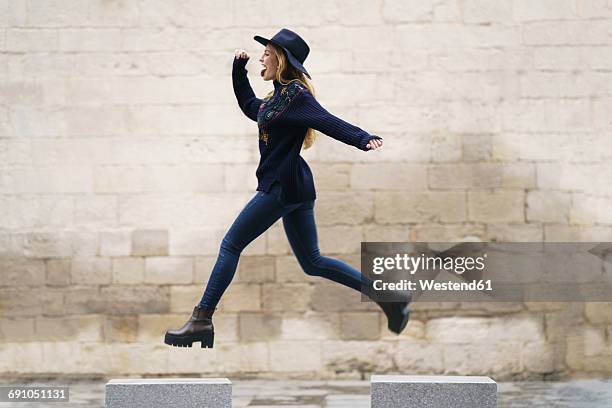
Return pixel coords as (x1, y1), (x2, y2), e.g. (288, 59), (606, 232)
(165, 28), (410, 349)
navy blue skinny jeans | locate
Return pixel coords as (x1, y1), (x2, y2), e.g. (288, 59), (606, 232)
(198, 181), (375, 309)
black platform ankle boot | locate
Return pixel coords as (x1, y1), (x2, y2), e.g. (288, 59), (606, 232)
(164, 305), (215, 348)
(375, 292), (411, 335)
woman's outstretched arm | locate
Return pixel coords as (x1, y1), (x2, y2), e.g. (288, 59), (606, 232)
(232, 55), (262, 122)
(284, 87), (383, 151)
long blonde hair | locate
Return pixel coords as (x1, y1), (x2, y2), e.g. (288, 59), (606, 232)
(265, 43), (316, 150)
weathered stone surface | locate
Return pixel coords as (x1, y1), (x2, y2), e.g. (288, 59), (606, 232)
(112, 257), (145, 284)
(262, 283), (313, 312)
(323, 340), (395, 376)
(585, 302), (612, 324)
(269, 340), (323, 372)
(371, 375), (497, 408)
(340, 312), (380, 340)
(1, 257), (45, 286)
(35, 315), (104, 342)
(99, 230), (131, 256)
(238, 312), (282, 342)
(217, 283), (262, 313)
(0, 317), (35, 342)
(71, 256), (112, 284)
(236, 255), (275, 283)
(132, 229), (168, 256)
(105, 378), (231, 408)
(100, 285), (170, 315)
(145, 257), (193, 284)
(104, 315), (138, 343)
(281, 311), (341, 340)
(46, 258), (71, 286)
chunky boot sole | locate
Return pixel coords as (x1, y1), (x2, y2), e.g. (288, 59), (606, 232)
(388, 303), (410, 334)
(164, 331), (214, 348)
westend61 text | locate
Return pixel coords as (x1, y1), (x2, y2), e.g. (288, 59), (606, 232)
(373, 279), (493, 291)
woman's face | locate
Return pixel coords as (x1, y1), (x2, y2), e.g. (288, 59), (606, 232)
(259, 44), (278, 81)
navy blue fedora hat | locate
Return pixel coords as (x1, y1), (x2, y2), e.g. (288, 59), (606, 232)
(254, 28), (311, 79)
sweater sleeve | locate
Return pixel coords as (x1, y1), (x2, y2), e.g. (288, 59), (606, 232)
(283, 89), (383, 151)
(232, 57), (262, 122)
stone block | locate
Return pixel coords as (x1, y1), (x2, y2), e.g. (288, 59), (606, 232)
(236, 255), (275, 283)
(145, 257), (193, 284)
(46, 258), (71, 286)
(376, 192), (467, 223)
(0, 317), (35, 342)
(371, 375), (497, 408)
(340, 312), (380, 340)
(585, 302), (612, 324)
(269, 340), (323, 372)
(395, 340), (445, 373)
(526, 191), (571, 223)
(70, 256), (112, 284)
(275, 255), (313, 283)
(323, 340), (395, 374)
(100, 285), (170, 315)
(318, 226), (363, 254)
(35, 315), (103, 342)
(169, 285), (203, 313)
(351, 163), (427, 191)
(1, 257), (45, 286)
(262, 283), (313, 312)
(63, 287), (106, 315)
(99, 230), (131, 256)
(238, 312), (282, 342)
(315, 192), (374, 226)
(217, 283), (262, 313)
(310, 281), (379, 313)
(426, 316), (544, 344)
(112, 257), (145, 284)
(132, 229), (168, 256)
(194, 256), (216, 283)
(468, 191), (524, 222)
(281, 311), (341, 340)
(0, 288), (44, 317)
(105, 378), (231, 408)
(265, 224), (292, 255)
(104, 315), (138, 343)
(23, 231), (72, 258)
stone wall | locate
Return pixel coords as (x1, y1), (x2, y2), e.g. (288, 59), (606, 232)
(1, 0), (611, 380)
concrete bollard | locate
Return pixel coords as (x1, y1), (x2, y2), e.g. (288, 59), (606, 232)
(105, 378), (232, 408)
(371, 375), (497, 408)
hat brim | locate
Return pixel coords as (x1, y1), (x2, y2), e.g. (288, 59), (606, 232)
(253, 35), (311, 79)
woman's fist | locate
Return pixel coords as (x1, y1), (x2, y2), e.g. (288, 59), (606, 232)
(234, 49), (249, 60)
(366, 136), (383, 150)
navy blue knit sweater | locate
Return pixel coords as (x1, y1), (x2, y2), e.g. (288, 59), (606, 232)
(232, 56), (382, 205)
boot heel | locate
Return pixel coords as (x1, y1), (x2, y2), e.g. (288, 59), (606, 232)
(199, 332), (214, 348)
(388, 304), (410, 334)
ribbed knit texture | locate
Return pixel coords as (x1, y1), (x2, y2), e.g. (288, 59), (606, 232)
(231, 57), (382, 205)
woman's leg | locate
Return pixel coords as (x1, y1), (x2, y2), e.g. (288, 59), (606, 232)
(281, 201), (375, 297)
(198, 185), (292, 309)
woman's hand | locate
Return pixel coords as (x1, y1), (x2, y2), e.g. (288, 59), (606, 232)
(366, 137), (383, 150)
(234, 49), (249, 61)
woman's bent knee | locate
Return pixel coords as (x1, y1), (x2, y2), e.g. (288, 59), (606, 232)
(299, 255), (325, 277)
(220, 236), (243, 256)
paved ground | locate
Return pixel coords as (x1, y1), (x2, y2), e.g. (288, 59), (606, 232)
(1, 378), (611, 407)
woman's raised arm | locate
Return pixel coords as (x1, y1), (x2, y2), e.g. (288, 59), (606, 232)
(232, 51), (262, 122)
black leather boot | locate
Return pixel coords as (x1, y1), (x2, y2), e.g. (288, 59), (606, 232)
(164, 305), (215, 348)
(376, 292), (411, 335)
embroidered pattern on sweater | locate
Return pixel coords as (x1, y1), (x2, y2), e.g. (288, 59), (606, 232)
(257, 81), (306, 145)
